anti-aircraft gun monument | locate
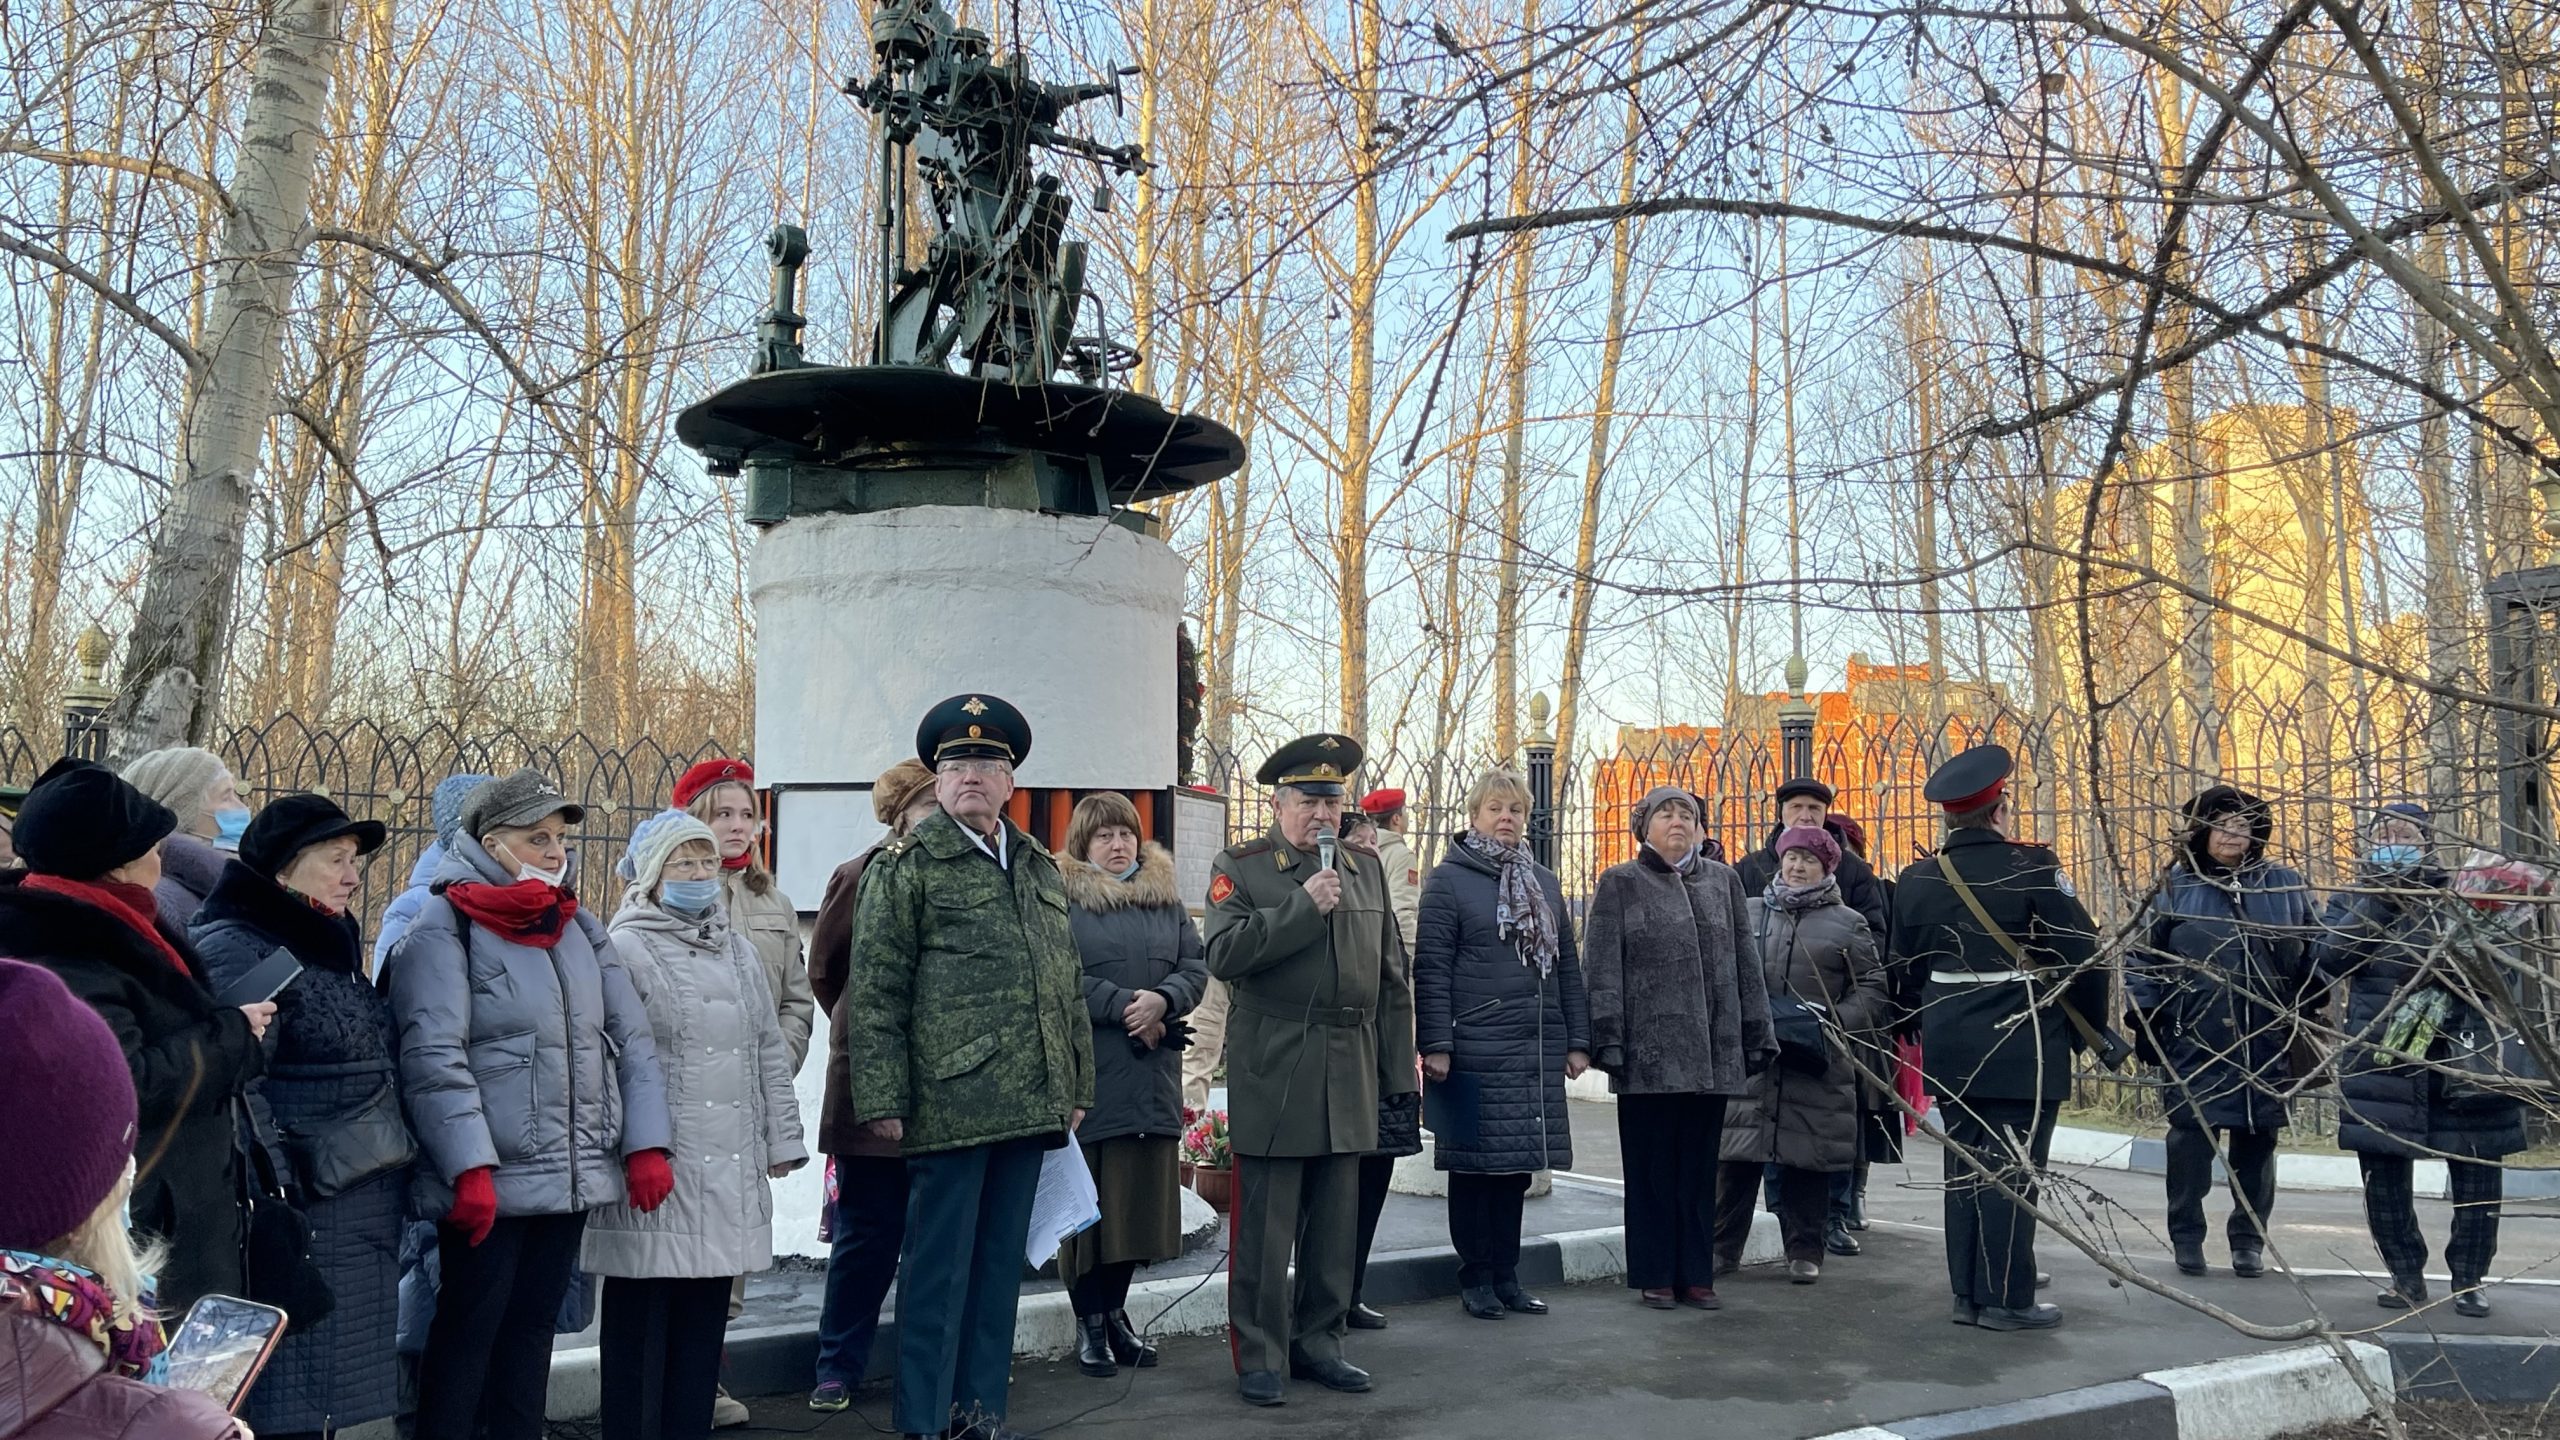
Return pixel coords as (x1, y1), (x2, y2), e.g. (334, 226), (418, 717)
(676, 0), (1244, 901)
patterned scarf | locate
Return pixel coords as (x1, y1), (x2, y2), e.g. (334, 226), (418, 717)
(0, 1249), (164, 1377)
(1458, 830), (1558, 976)
(1767, 874), (1842, 914)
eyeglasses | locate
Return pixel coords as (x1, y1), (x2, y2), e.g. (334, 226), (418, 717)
(661, 855), (723, 879)
(938, 759), (1012, 778)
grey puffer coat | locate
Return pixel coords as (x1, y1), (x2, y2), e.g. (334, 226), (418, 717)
(1720, 893), (1888, 1173)
(1061, 844), (1209, 1147)
(383, 835), (672, 1218)
(1584, 848), (1775, 1096)
(1415, 838), (1588, 1173)
(192, 862), (408, 1436)
(582, 892), (807, 1279)
(2312, 868), (2526, 1161)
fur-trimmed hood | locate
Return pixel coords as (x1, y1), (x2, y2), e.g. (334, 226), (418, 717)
(1059, 841), (1179, 912)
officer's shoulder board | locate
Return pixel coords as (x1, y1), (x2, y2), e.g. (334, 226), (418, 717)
(2007, 840), (2076, 895)
(1227, 838), (1274, 860)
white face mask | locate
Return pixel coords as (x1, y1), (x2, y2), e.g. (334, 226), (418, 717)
(499, 840), (566, 888)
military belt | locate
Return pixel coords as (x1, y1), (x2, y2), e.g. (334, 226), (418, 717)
(1930, 969), (2032, 985)
(1230, 989), (1373, 1027)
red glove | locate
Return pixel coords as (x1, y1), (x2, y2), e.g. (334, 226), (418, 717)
(446, 1167), (497, 1247)
(625, 1149), (673, 1212)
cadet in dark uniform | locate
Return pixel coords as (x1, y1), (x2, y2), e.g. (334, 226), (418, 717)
(1891, 745), (2107, 1331)
(1202, 734), (1418, 1407)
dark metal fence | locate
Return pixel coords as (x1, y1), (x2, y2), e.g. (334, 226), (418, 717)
(0, 720), (736, 923)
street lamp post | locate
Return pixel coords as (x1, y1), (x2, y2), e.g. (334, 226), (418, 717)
(61, 626), (115, 762)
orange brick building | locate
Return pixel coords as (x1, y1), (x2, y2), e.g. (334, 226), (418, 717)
(1582, 656), (2015, 881)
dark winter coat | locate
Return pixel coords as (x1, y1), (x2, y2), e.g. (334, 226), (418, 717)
(0, 1302), (244, 1440)
(1414, 839), (1589, 1173)
(1721, 894), (1889, 1172)
(189, 862), (408, 1436)
(382, 836), (673, 1217)
(1583, 848), (1774, 1097)
(1061, 844), (1209, 1147)
(2130, 810), (2314, 1133)
(1894, 829), (2104, 1103)
(0, 874), (258, 1316)
(2312, 868), (2526, 1160)
(150, 834), (226, 936)
(1735, 824), (1890, 939)
(810, 841), (900, 1159)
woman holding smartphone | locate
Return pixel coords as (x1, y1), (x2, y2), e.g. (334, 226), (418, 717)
(0, 958), (252, 1440)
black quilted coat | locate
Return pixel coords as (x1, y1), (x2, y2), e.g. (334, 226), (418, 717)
(193, 862), (409, 1436)
(1414, 839), (1589, 1173)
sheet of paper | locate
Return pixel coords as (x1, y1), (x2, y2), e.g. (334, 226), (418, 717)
(1026, 1129), (1102, 1268)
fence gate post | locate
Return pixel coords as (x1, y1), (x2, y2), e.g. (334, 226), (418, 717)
(1525, 692), (1556, 869)
(60, 626), (116, 762)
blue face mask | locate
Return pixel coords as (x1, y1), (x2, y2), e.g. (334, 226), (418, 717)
(660, 877), (723, 915)
(213, 807), (252, 850)
(2368, 844), (2424, 871)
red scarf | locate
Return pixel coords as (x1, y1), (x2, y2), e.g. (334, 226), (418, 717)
(22, 874), (190, 977)
(444, 878), (578, 947)
(721, 852), (752, 872)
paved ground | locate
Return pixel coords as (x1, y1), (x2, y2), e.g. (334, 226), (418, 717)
(673, 1101), (2560, 1439)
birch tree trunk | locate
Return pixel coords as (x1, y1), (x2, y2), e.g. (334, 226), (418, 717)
(1552, 69), (1642, 782)
(113, 0), (344, 742)
(1487, 0), (1539, 760)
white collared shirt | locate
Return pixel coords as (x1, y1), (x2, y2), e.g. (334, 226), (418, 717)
(965, 820), (1008, 869)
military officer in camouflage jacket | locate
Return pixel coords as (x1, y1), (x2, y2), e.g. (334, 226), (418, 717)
(1891, 744), (2105, 1334)
(1204, 733), (1418, 1407)
(847, 694), (1094, 1440)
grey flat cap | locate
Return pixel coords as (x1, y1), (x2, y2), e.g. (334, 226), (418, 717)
(458, 767), (586, 837)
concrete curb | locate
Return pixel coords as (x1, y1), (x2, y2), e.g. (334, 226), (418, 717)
(1805, 1340), (2400, 1440)
(546, 1214), (1786, 1418)
(2047, 1125), (2560, 1201)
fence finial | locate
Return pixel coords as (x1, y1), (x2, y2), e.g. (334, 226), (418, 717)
(1527, 691), (1552, 746)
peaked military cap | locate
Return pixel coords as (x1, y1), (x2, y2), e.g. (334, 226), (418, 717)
(1256, 733), (1363, 795)
(1923, 743), (2012, 811)
(918, 693), (1031, 768)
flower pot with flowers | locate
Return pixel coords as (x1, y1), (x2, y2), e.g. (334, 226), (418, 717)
(1182, 1107), (1234, 1213)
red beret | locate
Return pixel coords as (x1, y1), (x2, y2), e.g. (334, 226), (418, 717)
(1359, 788), (1405, 815)
(673, 758), (755, 808)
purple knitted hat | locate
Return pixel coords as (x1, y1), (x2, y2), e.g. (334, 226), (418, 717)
(1775, 824), (1842, 874)
(0, 958), (138, 1250)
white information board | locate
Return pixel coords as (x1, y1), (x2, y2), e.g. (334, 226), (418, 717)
(771, 788), (887, 911)
(1171, 788), (1230, 916)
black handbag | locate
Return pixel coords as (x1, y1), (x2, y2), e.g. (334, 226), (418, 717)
(238, 1102), (336, 1328)
(283, 1076), (417, 1199)
(1770, 995), (1832, 1077)
(1374, 1088), (1423, 1159)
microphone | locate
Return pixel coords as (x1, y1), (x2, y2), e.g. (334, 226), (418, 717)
(1316, 825), (1337, 872)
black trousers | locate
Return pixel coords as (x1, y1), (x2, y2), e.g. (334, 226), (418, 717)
(2362, 1153), (2504, 1287)
(1068, 1260), (1138, 1318)
(413, 1211), (586, 1440)
(814, 1154), (908, 1387)
(1715, 1160), (1831, 1265)
(1446, 1171), (1532, 1289)
(1618, 1093), (1725, 1292)
(1350, 1153), (1395, 1305)
(1940, 1094), (2056, 1311)
(893, 1137), (1047, 1435)
(2165, 1122), (2281, 1248)
(600, 1275), (733, 1440)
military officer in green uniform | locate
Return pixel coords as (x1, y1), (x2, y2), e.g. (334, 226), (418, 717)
(1204, 733), (1418, 1407)
(847, 694), (1094, 1440)
(1891, 744), (2109, 1332)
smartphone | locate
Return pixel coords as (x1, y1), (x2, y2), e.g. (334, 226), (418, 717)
(160, 1294), (289, 1414)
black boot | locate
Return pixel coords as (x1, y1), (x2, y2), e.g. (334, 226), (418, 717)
(1847, 1183), (1869, 1232)
(1104, 1309), (1158, 1368)
(1074, 1313), (1116, 1378)
(1825, 1220), (1862, 1257)
(2173, 1240), (2209, 1277)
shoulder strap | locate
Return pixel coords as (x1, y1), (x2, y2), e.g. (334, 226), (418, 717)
(1938, 861), (2029, 967)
